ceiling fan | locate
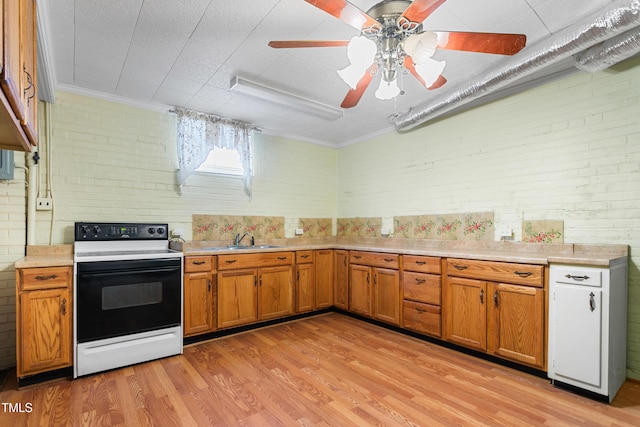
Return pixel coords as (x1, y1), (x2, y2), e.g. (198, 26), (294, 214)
(269, 0), (527, 108)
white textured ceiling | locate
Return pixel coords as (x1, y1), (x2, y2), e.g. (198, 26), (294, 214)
(41, 0), (617, 146)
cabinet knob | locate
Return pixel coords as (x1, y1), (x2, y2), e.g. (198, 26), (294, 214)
(494, 290), (499, 307)
(479, 289), (484, 304)
(61, 298), (67, 315)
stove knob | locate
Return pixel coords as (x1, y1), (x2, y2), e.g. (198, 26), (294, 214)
(148, 227), (156, 235)
(93, 226), (101, 236)
(157, 227), (165, 235)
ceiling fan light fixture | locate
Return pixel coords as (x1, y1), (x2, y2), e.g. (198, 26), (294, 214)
(414, 58), (446, 87)
(403, 31), (438, 64)
(337, 64), (367, 89)
(375, 77), (400, 100)
(346, 36), (377, 67)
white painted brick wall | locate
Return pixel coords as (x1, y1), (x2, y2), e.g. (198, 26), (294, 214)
(0, 153), (26, 369)
(337, 60), (640, 379)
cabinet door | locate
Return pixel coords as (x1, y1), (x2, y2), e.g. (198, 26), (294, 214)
(184, 272), (214, 336)
(296, 263), (314, 313)
(1, 0), (24, 120)
(314, 249), (333, 309)
(334, 250), (349, 310)
(217, 269), (257, 328)
(445, 277), (487, 351)
(20, 0), (37, 145)
(349, 264), (371, 316)
(18, 288), (72, 376)
(489, 283), (544, 368)
(259, 266), (293, 321)
(552, 284), (602, 387)
(373, 267), (400, 325)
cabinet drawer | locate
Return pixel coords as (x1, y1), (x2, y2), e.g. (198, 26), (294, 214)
(184, 256), (215, 272)
(350, 251), (399, 269)
(403, 300), (441, 338)
(447, 258), (544, 287)
(403, 272), (441, 305)
(296, 251), (314, 264)
(19, 267), (72, 291)
(403, 255), (441, 274)
(218, 252), (293, 270)
(552, 267), (602, 287)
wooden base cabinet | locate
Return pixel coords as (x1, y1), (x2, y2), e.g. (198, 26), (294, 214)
(183, 256), (216, 337)
(16, 266), (72, 378)
(295, 251), (314, 313)
(402, 255), (442, 338)
(444, 258), (545, 369)
(349, 252), (400, 326)
(334, 250), (349, 310)
(314, 249), (333, 309)
(217, 252), (294, 329)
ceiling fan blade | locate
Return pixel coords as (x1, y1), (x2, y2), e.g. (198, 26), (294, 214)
(268, 40), (349, 49)
(341, 64), (376, 108)
(404, 57), (447, 90)
(304, 0), (380, 31)
(435, 31), (527, 55)
(401, 0), (447, 23)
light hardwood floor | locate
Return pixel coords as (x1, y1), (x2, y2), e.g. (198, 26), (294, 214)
(2, 313), (640, 426)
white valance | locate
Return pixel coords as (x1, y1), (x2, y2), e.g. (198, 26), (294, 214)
(175, 108), (254, 198)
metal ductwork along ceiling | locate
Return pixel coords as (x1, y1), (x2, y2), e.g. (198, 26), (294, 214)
(392, 0), (640, 132)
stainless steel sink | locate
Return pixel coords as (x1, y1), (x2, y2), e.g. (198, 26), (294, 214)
(203, 245), (280, 251)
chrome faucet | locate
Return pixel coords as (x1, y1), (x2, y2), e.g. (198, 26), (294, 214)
(234, 232), (250, 246)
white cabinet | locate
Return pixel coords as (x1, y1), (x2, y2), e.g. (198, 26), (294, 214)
(548, 261), (628, 402)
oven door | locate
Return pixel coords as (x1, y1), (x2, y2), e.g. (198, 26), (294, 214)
(76, 257), (182, 343)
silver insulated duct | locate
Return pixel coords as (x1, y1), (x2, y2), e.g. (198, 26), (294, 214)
(393, 0), (640, 132)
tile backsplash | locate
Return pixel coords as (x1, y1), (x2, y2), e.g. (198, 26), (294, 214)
(394, 212), (494, 241)
(193, 215), (285, 241)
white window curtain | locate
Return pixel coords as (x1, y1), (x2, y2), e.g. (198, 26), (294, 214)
(175, 108), (255, 198)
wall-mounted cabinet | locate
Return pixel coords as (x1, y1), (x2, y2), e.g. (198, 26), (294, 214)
(0, 0), (38, 151)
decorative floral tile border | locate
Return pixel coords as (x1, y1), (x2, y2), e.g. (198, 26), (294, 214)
(394, 212), (494, 241)
(523, 220), (563, 243)
(299, 218), (332, 237)
(337, 217), (382, 237)
(192, 215), (285, 241)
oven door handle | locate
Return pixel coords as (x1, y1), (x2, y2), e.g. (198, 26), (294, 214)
(78, 266), (181, 278)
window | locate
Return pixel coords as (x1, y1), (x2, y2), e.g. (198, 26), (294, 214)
(196, 146), (245, 176)
(175, 108), (255, 197)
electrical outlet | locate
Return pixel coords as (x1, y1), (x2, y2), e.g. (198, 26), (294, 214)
(498, 228), (512, 237)
(36, 197), (53, 211)
(171, 228), (184, 237)
(295, 228), (304, 235)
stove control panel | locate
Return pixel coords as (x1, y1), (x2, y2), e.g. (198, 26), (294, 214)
(75, 222), (168, 241)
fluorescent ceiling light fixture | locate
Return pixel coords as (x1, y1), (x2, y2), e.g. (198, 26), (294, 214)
(231, 76), (344, 121)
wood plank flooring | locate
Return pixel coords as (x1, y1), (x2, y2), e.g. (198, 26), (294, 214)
(2, 312), (640, 426)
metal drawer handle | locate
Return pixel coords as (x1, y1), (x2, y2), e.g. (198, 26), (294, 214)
(565, 274), (590, 281)
(589, 292), (596, 312)
(225, 260), (237, 264)
(384, 258), (394, 262)
(453, 264), (468, 271)
(415, 278), (426, 284)
(494, 290), (499, 307)
(480, 289), (484, 304)
(353, 255), (362, 259)
(514, 271), (532, 277)
(192, 260), (206, 265)
(415, 261), (426, 265)
(300, 255), (309, 259)
(277, 256), (287, 260)
(35, 274), (58, 281)
(415, 308), (426, 314)
(61, 298), (67, 315)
